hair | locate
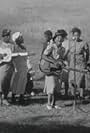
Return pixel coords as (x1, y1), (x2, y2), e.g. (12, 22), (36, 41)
(44, 30), (52, 39)
(41, 30), (53, 54)
(71, 27), (81, 35)
(2, 29), (11, 37)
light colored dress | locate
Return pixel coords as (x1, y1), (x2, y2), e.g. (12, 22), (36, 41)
(0, 41), (14, 95)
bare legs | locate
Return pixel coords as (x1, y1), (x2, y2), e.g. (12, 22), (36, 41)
(47, 93), (55, 106)
(47, 92), (56, 110)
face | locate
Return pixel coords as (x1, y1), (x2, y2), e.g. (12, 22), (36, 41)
(16, 36), (24, 45)
(3, 35), (11, 43)
(54, 35), (64, 47)
(43, 34), (51, 42)
(72, 32), (80, 41)
(19, 36), (24, 43)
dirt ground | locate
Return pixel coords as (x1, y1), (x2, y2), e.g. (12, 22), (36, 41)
(1, 94), (90, 133)
(0, 0), (90, 132)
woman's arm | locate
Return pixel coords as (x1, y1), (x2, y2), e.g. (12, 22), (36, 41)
(27, 57), (32, 70)
(84, 42), (89, 63)
(80, 42), (89, 62)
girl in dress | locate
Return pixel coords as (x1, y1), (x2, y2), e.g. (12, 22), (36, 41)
(42, 30), (67, 110)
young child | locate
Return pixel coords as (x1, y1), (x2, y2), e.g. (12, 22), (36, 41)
(43, 29), (67, 110)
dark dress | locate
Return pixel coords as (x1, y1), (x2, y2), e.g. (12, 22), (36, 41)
(12, 45), (28, 95)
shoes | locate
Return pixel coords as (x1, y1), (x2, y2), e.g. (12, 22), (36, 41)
(19, 95), (24, 105)
(85, 95), (90, 100)
(53, 105), (62, 109)
(2, 99), (10, 106)
(11, 94), (16, 104)
(79, 96), (85, 100)
(46, 105), (52, 110)
(46, 104), (61, 110)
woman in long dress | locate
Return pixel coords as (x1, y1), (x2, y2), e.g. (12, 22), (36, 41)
(69, 27), (89, 98)
(11, 32), (28, 104)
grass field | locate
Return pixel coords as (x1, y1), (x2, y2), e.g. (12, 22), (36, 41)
(1, 0), (90, 132)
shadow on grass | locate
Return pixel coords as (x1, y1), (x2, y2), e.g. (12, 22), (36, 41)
(0, 121), (90, 133)
(10, 88), (90, 106)
(24, 95), (47, 106)
(10, 95), (47, 106)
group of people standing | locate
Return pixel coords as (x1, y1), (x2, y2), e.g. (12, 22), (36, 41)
(0, 29), (31, 106)
(41, 27), (90, 110)
(0, 27), (89, 109)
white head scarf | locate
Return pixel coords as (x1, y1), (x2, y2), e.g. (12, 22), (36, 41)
(12, 32), (22, 42)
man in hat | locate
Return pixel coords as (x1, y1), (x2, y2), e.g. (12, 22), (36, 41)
(0, 29), (14, 105)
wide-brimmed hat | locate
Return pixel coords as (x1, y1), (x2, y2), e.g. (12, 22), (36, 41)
(56, 29), (67, 36)
(55, 29), (67, 37)
(2, 29), (11, 37)
(53, 29), (67, 40)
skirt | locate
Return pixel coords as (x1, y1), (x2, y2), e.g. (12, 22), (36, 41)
(12, 70), (27, 95)
(44, 75), (60, 94)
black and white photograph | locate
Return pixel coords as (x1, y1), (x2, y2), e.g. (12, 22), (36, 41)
(0, 0), (90, 132)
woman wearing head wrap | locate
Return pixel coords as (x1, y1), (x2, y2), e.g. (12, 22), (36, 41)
(11, 32), (28, 104)
(0, 29), (14, 105)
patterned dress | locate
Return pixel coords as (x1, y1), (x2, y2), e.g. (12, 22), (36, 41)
(69, 39), (89, 89)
